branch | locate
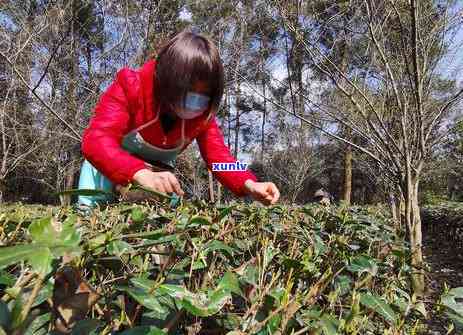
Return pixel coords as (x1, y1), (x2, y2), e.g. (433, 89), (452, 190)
(32, 22), (72, 93)
(232, 68), (400, 179)
(0, 51), (81, 142)
(409, 0), (426, 158)
(261, 68), (394, 164)
(92, 0), (130, 65)
(280, 10), (404, 173)
(425, 86), (463, 145)
(363, 0), (409, 159)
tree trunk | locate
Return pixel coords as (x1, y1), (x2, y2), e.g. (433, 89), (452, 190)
(343, 132), (352, 205)
(62, 29), (78, 206)
(61, 170), (75, 206)
(233, 104), (240, 158)
(339, 42), (352, 205)
(399, 192), (405, 228)
(0, 178), (4, 203)
(404, 175), (425, 297)
(233, 11), (245, 159)
(192, 166), (198, 198)
(217, 181), (222, 204)
(261, 74), (267, 161)
(208, 169), (215, 203)
(227, 94), (231, 149)
(390, 192), (399, 228)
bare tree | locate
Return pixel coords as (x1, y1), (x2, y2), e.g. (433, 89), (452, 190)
(271, 0), (463, 297)
(266, 141), (324, 203)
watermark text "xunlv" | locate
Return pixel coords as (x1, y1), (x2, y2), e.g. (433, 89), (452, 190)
(212, 161), (248, 171)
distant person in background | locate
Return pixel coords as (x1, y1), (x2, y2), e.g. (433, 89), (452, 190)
(78, 30), (280, 207)
(313, 189), (332, 206)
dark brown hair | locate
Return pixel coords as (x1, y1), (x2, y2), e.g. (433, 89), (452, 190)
(154, 30), (224, 119)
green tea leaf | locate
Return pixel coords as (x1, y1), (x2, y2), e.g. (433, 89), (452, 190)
(203, 240), (235, 257)
(28, 216), (81, 255)
(241, 265), (258, 286)
(313, 234), (328, 257)
(107, 240), (134, 257)
(0, 301), (10, 330)
(0, 272), (16, 286)
(263, 245), (277, 271)
(29, 217), (57, 244)
(218, 272), (243, 297)
(441, 287), (463, 316)
(334, 275), (352, 296)
(218, 206), (234, 222)
(88, 233), (108, 254)
(449, 287), (463, 299)
(56, 188), (113, 197)
(23, 312), (50, 335)
(268, 287), (285, 305)
(0, 245), (40, 269)
(58, 215), (81, 249)
(189, 216), (211, 226)
(71, 319), (102, 335)
(182, 288), (230, 317)
(10, 291), (24, 329)
(32, 280), (53, 308)
(156, 284), (231, 317)
(131, 207), (146, 223)
(117, 285), (168, 315)
(447, 311), (463, 330)
(129, 278), (176, 317)
(319, 314), (339, 335)
(118, 326), (167, 335)
(347, 255), (378, 276)
(360, 292), (397, 324)
(28, 248), (53, 275)
(131, 277), (155, 290)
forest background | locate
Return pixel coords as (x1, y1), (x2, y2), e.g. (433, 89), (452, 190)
(0, 0), (462, 208)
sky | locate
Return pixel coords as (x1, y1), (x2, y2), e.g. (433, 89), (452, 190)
(436, 2), (463, 85)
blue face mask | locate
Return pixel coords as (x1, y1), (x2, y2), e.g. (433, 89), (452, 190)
(176, 92), (211, 119)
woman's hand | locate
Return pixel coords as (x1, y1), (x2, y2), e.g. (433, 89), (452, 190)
(244, 180), (280, 205)
(132, 168), (185, 196)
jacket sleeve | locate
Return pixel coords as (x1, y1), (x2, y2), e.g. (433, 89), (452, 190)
(81, 69), (147, 185)
(196, 116), (258, 197)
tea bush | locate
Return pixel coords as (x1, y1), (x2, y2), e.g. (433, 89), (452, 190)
(0, 201), (460, 334)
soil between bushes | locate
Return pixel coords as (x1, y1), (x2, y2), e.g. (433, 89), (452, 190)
(422, 206), (463, 334)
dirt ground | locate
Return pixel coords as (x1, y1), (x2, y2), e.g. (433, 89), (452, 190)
(422, 208), (463, 334)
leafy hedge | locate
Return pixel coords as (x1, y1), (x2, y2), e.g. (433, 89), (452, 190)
(421, 201), (463, 250)
(0, 201), (460, 334)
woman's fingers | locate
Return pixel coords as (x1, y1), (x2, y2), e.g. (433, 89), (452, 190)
(151, 172), (184, 196)
(159, 174), (174, 194)
(133, 168), (186, 196)
(165, 172), (184, 196)
(153, 176), (171, 194)
(254, 182), (280, 205)
(269, 183), (280, 203)
(152, 179), (167, 194)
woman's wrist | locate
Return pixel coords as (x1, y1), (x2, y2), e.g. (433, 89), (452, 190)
(244, 179), (256, 193)
(133, 168), (153, 182)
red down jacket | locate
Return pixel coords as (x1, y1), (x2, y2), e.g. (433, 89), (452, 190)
(81, 59), (258, 197)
